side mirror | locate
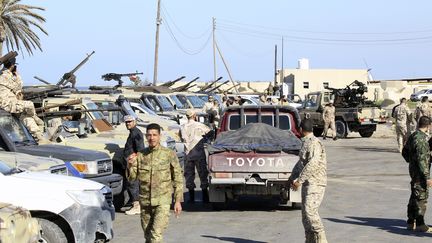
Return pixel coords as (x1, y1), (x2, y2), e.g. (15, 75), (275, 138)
(173, 104), (177, 110)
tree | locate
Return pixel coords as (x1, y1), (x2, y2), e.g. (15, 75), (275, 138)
(0, 0), (47, 55)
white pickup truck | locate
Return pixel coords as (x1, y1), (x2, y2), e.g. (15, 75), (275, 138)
(0, 161), (114, 243)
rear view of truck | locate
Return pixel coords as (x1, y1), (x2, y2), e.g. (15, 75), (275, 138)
(206, 107), (303, 209)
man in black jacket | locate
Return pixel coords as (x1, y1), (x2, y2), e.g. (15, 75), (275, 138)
(123, 115), (145, 215)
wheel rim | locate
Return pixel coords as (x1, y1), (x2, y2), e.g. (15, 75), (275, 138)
(335, 121), (346, 137)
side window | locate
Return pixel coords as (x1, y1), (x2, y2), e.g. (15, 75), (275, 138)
(148, 97), (162, 112)
(279, 115), (291, 130)
(261, 115), (273, 126)
(305, 94), (319, 108)
(245, 115), (258, 124)
(228, 115), (241, 130)
(427, 90), (432, 94)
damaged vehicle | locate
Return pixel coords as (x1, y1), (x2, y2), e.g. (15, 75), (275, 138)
(206, 105), (303, 209)
(0, 160), (114, 243)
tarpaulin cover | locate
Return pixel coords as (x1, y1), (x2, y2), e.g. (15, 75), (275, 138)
(207, 123), (301, 154)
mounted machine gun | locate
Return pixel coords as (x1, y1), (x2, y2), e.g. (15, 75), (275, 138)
(198, 77), (223, 92)
(205, 80), (230, 93)
(172, 77), (199, 92)
(101, 72), (144, 88)
(159, 76), (186, 87)
(325, 80), (372, 108)
(57, 51), (95, 88)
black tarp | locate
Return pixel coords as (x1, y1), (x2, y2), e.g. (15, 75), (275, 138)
(207, 123), (301, 154)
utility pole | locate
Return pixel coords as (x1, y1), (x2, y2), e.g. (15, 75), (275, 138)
(274, 44), (277, 87)
(280, 37), (284, 86)
(153, 0), (162, 85)
(212, 17), (217, 81)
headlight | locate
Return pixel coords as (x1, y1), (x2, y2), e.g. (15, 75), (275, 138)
(69, 161), (99, 175)
(67, 190), (104, 207)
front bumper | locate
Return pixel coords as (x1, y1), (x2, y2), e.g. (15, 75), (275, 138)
(88, 173), (123, 195)
(60, 202), (114, 242)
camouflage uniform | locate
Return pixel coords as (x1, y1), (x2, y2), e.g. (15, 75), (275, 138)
(290, 133), (328, 243)
(415, 102), (430, 122)
(394, 103), (411, 152)
(180, 120), (211, 190)
(322, 105), (336, 139)
(127, 145), (184, 243)
(0, 69), (44, 141)
(402, 130), (430, 228)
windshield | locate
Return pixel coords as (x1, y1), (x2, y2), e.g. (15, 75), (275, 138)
(304, 94), (319, 108)
(133, 102), (158, 116)
(0, 115), (35, 145)
(170, 95), (188, 109)
(83, 101), (106, 120)
(175, 95), (191, 108)
(156, 96), (174, 111)
(95, 101), (125, 124)
(120, 101), (139, 120)
(186, 95), (205, 108)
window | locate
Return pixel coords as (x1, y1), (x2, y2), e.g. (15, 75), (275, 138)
(279, 115), (291, 130)
(228, 115), (241, 130)
(303, 82), (309, 89)
(323, 82), (329, 88)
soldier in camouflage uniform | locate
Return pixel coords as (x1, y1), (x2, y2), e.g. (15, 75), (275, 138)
(0, 57), (45, 142)
(180, 110), (211, 203)
(289, 119), (328, 243)
(322, 102), (336, 140)
(394, 98), (411, 152)
(415, 97), (430, 123)
(402, 116), (432, 232)
(127, 123), (183, 242)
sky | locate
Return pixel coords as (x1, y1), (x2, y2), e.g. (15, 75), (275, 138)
(14, 0), (432, 86)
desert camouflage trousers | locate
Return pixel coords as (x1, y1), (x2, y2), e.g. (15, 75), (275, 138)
(184, 155), (209, 190)
(302, 184), (327, 243)
(407, 181), (429, 224)
(0, 97), (45, 141)
(141, 204), (170, 243)
(323, 120), (336, 138)
(396, 125), (408, 153)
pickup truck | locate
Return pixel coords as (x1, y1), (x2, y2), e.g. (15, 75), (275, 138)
(206, 105), (302, 209)
(0, 109), (123, 195)
(298, 91), (386, 138)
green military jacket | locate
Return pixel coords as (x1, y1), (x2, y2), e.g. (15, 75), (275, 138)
(402, 130), (430, 183)
(127, 145), (184, 206)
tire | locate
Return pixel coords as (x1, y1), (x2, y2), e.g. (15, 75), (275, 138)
(113, 189), (128, 211)
(313, 128), (324, 137)
(37, 218), (68, 243)
(335, 120), (348, 138)
(359, 130), (374, 137)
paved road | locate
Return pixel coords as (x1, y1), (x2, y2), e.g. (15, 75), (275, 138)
(112, 129), (432, 243)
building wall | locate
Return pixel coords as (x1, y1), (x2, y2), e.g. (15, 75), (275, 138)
(280, 68), (370, 99)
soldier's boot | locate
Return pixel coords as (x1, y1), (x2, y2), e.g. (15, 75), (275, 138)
(407, 219), (416, 231)
(125, 201), (141, 215)
(202, 189), (209, 203)
(415, 224), (432, 232)
(333, 136), (337, 141)
(188, 189), (195, 204)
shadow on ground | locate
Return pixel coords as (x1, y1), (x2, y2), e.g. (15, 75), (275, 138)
(326, 216), (432, 237)
(201, 235), (267, 243)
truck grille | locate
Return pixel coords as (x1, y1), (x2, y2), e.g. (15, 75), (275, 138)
(50, 165), (68, 175)
(97, 159), (113, 174)
(101, 186), (114, 207)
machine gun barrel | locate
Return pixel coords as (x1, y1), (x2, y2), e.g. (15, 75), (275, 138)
(57, 51), (95, 87)
(205, 80), (230, 93)
(225, 83), (241, 92)
(172, 77), (199, 92)
(160, 76), (186, 87)
(199, 76), (223, 92)
(33, 76), (52, 85)
(0, 51), (18, 65)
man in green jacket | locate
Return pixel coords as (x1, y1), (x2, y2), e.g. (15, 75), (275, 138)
(402, 116), (432, 232)
(128, 123), (184, 242)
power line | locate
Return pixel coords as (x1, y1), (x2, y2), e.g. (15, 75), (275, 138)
(161, 3), (212, 40)
(161, 9), (212, 55)
(218, 31), (272, 58)
(218, 18), (432, 36)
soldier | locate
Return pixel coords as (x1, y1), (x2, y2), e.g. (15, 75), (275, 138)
(394, 98), (411, 152)
(127, 123), (183, 242)
(322, 102), (337, 140)
(415, 97), (430, 123)
(202, 95), (214, 113)
(259, 94), (268, 105)
(180, 110), (211, 203)
(402, 116), (432, 232)
(0, 55), (46, 142)
(123, 115), (145, 215)
(289, 118), (328, 243)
